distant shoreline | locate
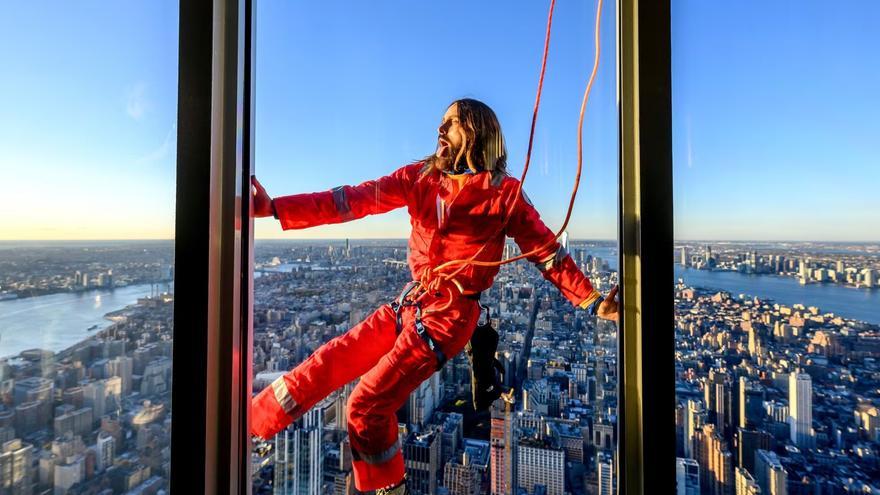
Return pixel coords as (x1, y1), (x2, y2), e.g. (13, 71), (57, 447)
(2, 238), (878, 243)
(3, 280), (170, 301)
(4, 309), (120, 364)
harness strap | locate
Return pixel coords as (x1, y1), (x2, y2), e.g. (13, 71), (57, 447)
(390, 282), (447, 371)
(413, 305), (447, 370)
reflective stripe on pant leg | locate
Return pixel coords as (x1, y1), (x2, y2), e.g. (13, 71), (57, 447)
(252, 304), (398, 440)
(351, 452), (406, 492)
(346, 296), (479, 491)
(351, 438), (401, 464)
(347, 332), (438, 490)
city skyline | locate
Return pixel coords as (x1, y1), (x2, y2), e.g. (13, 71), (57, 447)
(2, 237), (878, 492)
(2, 2), (878, 492)
(2, 1), (877, 241)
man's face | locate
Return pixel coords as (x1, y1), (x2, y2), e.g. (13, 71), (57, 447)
(435, 103), (468, 170)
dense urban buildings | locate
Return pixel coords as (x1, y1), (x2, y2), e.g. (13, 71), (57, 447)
(0, 242), (173, 494)
(1, 239), (876, 493)
(249, 239), (619, 494)
(675, 244), (880, 494)
(676, 243), (878, 289)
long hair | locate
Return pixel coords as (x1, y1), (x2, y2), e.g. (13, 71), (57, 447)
(421, 98), (508, 178)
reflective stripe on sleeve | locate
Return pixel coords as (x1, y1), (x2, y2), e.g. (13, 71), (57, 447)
(271, 376), (298, 416)
(331, 186), (356, 221)
(535, 244), (569, 272)
(578, 289), (603, 310)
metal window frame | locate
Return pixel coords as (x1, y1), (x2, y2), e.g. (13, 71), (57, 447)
(617, 0), (675, 493)
(172, 0), (673, 492)
(171, 0), (254, 492)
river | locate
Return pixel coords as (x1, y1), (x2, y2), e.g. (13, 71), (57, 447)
(584, 245), (878, 324)
(674, 266), (879, 324)
(1, 250), (876, 360)
(0, 284), (166, 359)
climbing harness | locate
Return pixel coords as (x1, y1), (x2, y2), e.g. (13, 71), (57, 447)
(389, 281), (447, 370)
(389, 280), (485, 372)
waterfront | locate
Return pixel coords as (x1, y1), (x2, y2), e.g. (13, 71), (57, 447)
(675, 266), (880, 324)
(0, 283), (166, 358)
(588, 247), (877, 325)
(1, 248), (876, 361)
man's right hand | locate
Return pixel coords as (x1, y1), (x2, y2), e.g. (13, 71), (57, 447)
(597, 285), (619, 322)
(251, 176), (275, 218)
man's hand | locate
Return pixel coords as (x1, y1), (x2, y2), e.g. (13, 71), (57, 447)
(251, 176), (274, 218)
(597, 285), (619, 322)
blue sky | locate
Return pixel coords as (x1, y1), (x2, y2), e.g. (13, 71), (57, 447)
(0, 2), (178, 240)
(672, 1), (880, 241)
(0, 1), (876, 241)
(252, 0), (619, 240)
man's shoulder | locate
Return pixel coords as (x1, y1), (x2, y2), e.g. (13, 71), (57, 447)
(393, 161), (428, 177)
(495, 172), (521, 190)
(494, 173), (536, 207)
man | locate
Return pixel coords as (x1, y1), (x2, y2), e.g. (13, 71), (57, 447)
(251, 98), (619, 494)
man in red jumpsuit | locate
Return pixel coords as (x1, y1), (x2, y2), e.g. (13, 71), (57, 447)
(250, 98), (619, 494)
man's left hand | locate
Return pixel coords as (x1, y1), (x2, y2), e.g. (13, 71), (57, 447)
(597, 285), (619, 322)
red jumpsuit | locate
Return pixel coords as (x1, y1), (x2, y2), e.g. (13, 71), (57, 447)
(251, 162), (601, 491)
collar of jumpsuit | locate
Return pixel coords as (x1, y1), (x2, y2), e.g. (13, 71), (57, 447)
(442, 168), (475, 199)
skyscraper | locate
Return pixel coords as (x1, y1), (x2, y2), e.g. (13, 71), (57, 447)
(516, 440), (564, 495)
(407, 372), (442, 427)
(788, 371), (814, 448)
(738, 377), (764, 429)
(676, 457), (700, 495)
(404, 427), (441, 495)
(443, 452), (481, 495)
(274, 405), (325, 495)
(705, 370), (733, 439)
(96, 430), (115, 472)
(693, 424), (734, 495)
(734, 466), (760, 495)
(798, 260), (809, 283)
(681, 246), (689, 267)
(684, 399), (705, 459)
(0, 439), (34, 495)
(597, 455), (614, 495)
(755, 449), (787, 495)
(490, 416), (512, 495)
(736, 427), (771, 473)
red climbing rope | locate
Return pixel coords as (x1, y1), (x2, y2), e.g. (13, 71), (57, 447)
(417, 0), (605, 310)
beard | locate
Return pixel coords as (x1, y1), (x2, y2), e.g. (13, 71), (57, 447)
(434, 141), (467, 173)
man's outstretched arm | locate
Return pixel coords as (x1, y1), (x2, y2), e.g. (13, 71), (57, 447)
(505, 187), (618, 320)
(251, 164), (416, 230)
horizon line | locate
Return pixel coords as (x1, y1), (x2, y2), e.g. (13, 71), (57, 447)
(1, 238), (879, 244)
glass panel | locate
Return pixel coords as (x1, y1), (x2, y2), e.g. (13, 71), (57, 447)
(672, 2), (880, 494)
(0, 3), (178, 493)
(251, 2), (619, 494)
